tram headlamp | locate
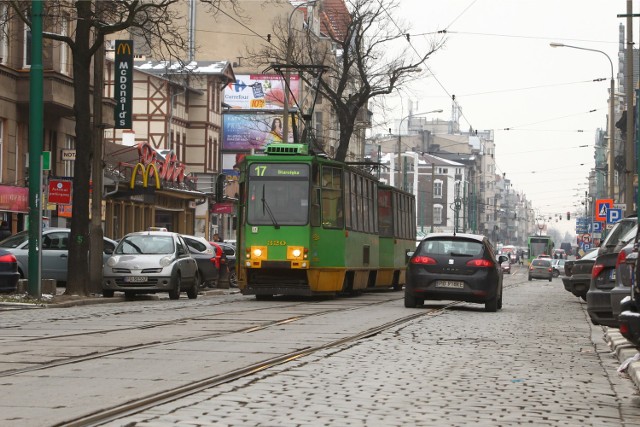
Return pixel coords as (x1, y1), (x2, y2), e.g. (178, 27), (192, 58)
(253, 248), (263, 257)
(292, 249), (301, 257)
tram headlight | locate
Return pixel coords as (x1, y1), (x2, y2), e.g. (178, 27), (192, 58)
(292, 249), (301, 257)
(253, 248), (263, 257)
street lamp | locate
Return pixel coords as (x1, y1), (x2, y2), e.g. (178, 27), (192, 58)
(549, 42), (616, 203)
(282, 0), (318, 144)
(396, 109), (443, 190)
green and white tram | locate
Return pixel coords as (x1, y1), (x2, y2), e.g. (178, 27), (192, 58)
(237, 143), (416, 298)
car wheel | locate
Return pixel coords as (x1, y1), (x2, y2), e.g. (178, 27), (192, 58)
(497, 286), (503, 310)
(169, 273), (181, 300)
(229, 270), (238, 288)
(528, 275), (532, 281)
(548, 277), (552, 282)
(187, 272), (199, 299)
(404, 291), (418, 308)
(102, 289), (114, 298)
(553, 270), (559, 278)
(485, 295), (498, 312)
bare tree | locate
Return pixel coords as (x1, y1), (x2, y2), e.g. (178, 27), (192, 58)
(251, 0), (444, 162)
(3, 0), (238, 296)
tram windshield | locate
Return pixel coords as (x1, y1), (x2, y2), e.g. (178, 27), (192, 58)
(247, 163), (309, 226)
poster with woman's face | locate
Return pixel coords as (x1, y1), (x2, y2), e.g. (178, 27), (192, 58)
(222, 113), (296, 151)
(224, 74), (300, 110)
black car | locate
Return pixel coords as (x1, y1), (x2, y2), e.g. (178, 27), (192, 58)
(562, 249), (599, 300)
(0, 249), (20, 293)
(405, 233), (508, 312)
(587, 218), (637, 327)
(619, 250), (640, 348)
(182, 235), (220, 288)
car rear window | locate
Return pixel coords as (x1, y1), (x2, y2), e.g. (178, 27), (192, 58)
(602, 219), (637, 247)
(418, 239), (483, 257)
(532, 260), (551, 267)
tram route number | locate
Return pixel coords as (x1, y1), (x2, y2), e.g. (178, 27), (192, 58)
(267, 240), (287, 246)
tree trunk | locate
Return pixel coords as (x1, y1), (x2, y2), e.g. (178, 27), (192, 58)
(334, 114), (356, 163)
(65, 1), (93, 296)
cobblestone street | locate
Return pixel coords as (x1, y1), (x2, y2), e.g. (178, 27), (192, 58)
(103, 273), (640, 426)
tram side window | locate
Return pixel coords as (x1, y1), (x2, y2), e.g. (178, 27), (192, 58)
(344, 171), (352, 229)
(321, 166), (343, 228)
(378, 189), (393, 237)
(311, 165), (321, 226)
(350, 173), (359, 231)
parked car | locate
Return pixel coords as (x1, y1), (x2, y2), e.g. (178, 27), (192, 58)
(500, 260), (511, 274)
(102, 231), (199, 299)
(618, 251), (640, 348)
(553, 249), (566, 259)
(0, 228), (117, 284)
(182, 235), (220, 288)
(405, 233), (508, 312)
(528, 259), (553, 281)
(587, 218), (637, 327)
(217, 242), (237, 287)
(551, 259), (565, 278)
(0, 249), (19, 293)
(562, 248), (598, 300)
(610, 237), (638, 321)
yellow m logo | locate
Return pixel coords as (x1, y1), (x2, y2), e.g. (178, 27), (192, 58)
(116, 42), (132, 55)
(130, 163), (160, 189)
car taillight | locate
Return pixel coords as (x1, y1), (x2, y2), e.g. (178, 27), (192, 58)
(0, 253), (16, 263)
(411, 256), (436, 265)
(592, 263), (604, 278)
(466, 259), (494, 268)
(548, 268), (552, 272)
(616, 250), (627, 268)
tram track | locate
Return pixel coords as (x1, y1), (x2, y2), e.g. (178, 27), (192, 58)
(0, 293), (403, 378)
(57, 301), (457, 427)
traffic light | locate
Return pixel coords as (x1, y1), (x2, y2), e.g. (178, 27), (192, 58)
(215, 174), (226, 203)
(567, 211), (570, 220)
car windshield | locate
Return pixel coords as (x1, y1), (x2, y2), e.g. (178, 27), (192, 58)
(0, 230), (28, 248)
(419, 238), (483, 257)
(602, 220), (637, 247)
(116, 235), (174, 255)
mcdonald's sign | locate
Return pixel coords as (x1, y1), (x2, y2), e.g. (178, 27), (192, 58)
(130, 163), (161, 190)
(114, 40), (134, 129)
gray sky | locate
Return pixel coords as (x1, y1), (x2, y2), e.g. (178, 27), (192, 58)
(374, 0), (629, 236)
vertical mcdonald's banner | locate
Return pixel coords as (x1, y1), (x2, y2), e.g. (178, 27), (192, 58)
(114, 40), (134, 129)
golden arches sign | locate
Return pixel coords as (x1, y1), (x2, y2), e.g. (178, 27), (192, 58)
(130, 163), (160, 189)
(116, 41), (132, 55)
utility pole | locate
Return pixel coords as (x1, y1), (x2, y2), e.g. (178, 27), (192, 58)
(624, 0), (634, 213)
(28, 1), (43, 298)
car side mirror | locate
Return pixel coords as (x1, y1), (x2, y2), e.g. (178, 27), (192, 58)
(407, 251), (414, 257)
(104, 247), (114, 255)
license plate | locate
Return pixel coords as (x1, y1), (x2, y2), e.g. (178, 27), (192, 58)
(435, 280), (464, 288)
(124, 276), (147, 283)
(610, 270), (616, 281)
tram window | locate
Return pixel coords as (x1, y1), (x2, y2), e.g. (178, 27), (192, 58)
(344, 172), (351, 229)
(378, 189), (393, 237)
(321, 166), (343, 228)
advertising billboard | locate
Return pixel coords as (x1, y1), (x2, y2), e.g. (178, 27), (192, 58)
(224, 74), (300, 110)
(222, 113), (296, 151)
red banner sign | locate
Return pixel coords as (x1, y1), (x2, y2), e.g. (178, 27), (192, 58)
(0, 185), (28, 213)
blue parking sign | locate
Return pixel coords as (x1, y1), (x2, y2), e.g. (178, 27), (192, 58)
(592, 222), (602, 232)
(606, 208), (622, 224)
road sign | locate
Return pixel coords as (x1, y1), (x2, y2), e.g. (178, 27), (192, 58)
(614, 203), (626, 210)
(592, 222), (602, 232)
(606, 208), (622, 224)
(582, 233), (591, 244)
(584, 243), (591, 251)
(48, 178), (72, 204)
(595, 199), (614, 221)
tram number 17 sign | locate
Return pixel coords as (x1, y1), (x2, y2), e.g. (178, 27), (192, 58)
(595, 199), (613, 222)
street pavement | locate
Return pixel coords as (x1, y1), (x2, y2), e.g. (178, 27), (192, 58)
(3, 271), (640, 426)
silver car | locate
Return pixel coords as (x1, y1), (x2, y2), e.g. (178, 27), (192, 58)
(0, 228), (117, 284)
(102, 231), (199, 299)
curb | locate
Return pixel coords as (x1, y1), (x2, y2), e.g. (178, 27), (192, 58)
(605, 329), (640, 388)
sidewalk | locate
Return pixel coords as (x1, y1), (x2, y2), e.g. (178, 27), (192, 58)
(606, 329), (640, 389)
(0, 287), (237, 308)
